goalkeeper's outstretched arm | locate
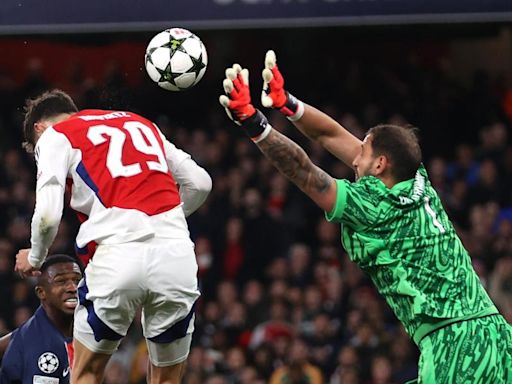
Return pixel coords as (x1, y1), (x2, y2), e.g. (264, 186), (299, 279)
(294, 103), (362, 169)
(220, 64), (337, 212)
(255, 124), (337, 212)
(261, 50), (362, 168)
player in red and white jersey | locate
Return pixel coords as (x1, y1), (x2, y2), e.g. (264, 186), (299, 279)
(15, 90), (212, 383)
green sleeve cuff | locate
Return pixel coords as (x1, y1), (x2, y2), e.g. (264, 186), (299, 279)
(325, 179), (347, 223)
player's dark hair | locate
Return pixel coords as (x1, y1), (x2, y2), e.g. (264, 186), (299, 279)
(40, 254), (83, 275)
(367, 124), (422, 182)
(22, 89), (78, 153)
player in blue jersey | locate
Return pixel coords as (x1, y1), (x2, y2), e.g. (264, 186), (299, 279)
(1, 254), (82, 383)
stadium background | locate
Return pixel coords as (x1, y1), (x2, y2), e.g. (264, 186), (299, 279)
(1, 1), (512, 383)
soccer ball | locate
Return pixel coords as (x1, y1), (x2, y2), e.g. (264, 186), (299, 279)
(145, 28), (208, 91)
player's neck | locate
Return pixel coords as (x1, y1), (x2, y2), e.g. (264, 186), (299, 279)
(47, 113), (73, 125)
(379, 174), (398, 189)
(43, 305), (73, 338)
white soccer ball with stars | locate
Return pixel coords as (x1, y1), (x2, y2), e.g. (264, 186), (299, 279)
(38, 352), (59, 374)
(145, 27), (208, 91)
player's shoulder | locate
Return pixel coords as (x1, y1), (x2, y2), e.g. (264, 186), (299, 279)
(36, 126), (71, 148)
(12, 311), (38, 342)
(357, 175), (386, 189)
(351, 176), (389, 198)
(74, 109), (156, 127)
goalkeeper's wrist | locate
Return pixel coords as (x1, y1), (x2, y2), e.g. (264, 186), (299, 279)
(242, 110), (273, 143)
(279, 92), (305, 122)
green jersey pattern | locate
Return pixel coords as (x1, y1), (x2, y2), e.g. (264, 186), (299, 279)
(326, 164), (497, 341)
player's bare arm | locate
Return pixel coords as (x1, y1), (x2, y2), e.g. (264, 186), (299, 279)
(295, 104), (362, 167)
(260, 50), (362, 168)
(256, 129), (337, 212)
(219, 65), (336, 213)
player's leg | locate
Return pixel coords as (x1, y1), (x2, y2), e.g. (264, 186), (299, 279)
(147, 362), (186, 384)
(71, 338), (111, 383)
(145, 335), (191, 384)
(72, 242), (146, 383)
(418, 314), (511, 383)
(143, 238), (200, 384)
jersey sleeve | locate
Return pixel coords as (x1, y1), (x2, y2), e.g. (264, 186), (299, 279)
(29, 183), (65, 268)
(0, 329), (22, 383)
(159, 132), (192, 173)
(35, 127), (72, 191)
(159, 132), (212, 216)
(325, 179), (379, 229)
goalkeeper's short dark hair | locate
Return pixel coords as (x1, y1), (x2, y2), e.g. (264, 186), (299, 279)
(367, 124), (422, 182)
(22, 89), (78, 153)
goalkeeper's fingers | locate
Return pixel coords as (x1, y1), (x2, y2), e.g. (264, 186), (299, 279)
(219, 94), (230, 108)
(261, 67), (273, 108)
(264, 49), (284, 86)
(261, 66), (285, 107)
(262, 50), (275, 107)
(219, 64), (255, 124)
(261, 51), (286, 108)
(265, 50), (276, 69)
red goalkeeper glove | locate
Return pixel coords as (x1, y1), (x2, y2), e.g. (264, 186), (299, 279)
(219, 64), (272, 142)
(261, 50), (304, 121)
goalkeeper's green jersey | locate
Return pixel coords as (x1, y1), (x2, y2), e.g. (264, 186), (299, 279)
(326, 164), (498, 344)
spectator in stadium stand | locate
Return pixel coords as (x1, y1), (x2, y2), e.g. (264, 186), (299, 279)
(489, 256), (512, 322)
(329, 345), (361, 383)
(269, 338), (323, 384)
(0, 254), (82, 383)
(369, 355), (396, 384)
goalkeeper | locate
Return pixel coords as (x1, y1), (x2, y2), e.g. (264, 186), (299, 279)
(218, 52), (512, 383)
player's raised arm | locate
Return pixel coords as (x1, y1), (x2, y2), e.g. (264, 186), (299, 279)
(219, 64), (337, 213)
(16, 129), (68, 278)
(260, 50), (362, 168)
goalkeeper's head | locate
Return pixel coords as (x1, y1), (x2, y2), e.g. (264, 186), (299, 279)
(22, 89), (78, 153)
(352, 124), (422, 185)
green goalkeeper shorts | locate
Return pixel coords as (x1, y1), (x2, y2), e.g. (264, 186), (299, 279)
(407, 314), (512, 384)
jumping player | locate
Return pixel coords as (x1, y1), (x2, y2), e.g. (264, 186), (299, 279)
(1, 254), (82, 383)
(15, 90), (212, 384)
(218, 52), (512, 383)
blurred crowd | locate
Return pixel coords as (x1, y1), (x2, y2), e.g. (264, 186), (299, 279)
(1, 34), (512, 384)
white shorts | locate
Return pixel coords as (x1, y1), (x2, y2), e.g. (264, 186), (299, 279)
(74, 237), (200, 365)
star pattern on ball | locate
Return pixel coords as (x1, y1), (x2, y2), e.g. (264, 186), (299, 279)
(158, 63), (178, 85)
(162, 37), (187, 53)
(188, 52), (206, 78)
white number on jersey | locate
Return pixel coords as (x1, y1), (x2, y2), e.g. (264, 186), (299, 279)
(87, 122), (168, 178)
(424, 197), (446, 234)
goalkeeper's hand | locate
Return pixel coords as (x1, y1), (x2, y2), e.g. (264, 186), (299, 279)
(219, 64), (272, 141)
(261, 50), (304, 121)
(219, 64), (256, 125)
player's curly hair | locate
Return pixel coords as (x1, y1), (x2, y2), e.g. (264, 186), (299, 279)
(367, 124), (422, 182)
(22, 89), (78, 153)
